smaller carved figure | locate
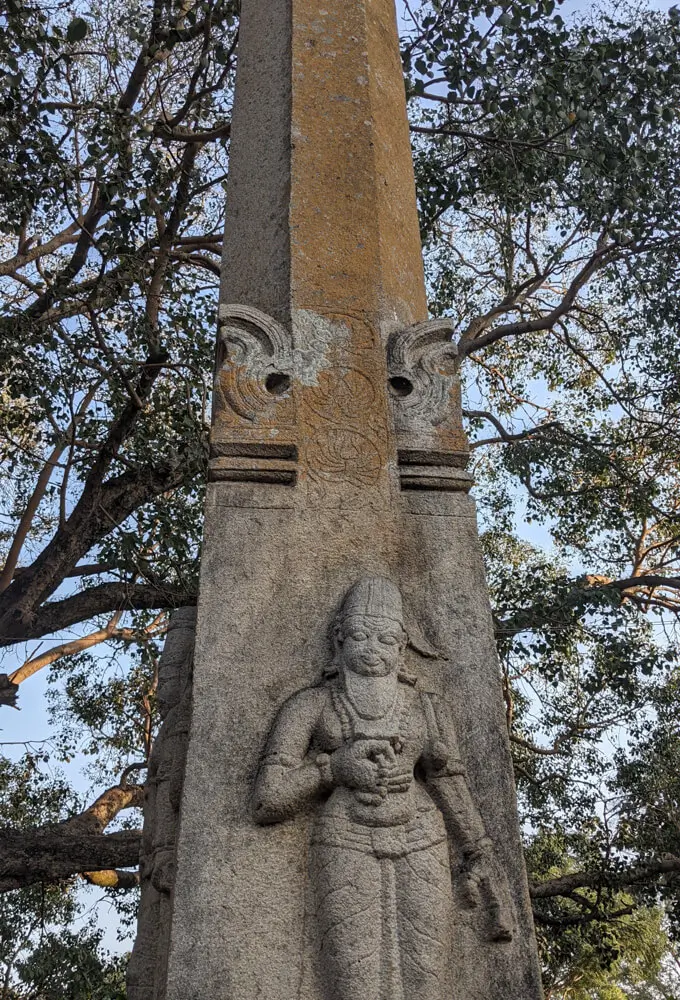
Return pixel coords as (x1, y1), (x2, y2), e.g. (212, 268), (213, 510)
(127, 608), (195, 1000)
(253, 578), (513, 1000)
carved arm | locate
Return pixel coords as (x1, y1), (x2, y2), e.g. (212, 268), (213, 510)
(252, 688), (329, 825)
(421, 693), (514, 941)
(253, 757), (329, 825)
(427, 771), (514, 941)
(426, 771), (488, 854)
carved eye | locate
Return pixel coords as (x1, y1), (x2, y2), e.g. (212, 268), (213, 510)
(379, 633), (399, 645)
(349, 630), (368, 641)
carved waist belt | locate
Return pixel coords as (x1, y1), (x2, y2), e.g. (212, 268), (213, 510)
(311, 809), (446, 859)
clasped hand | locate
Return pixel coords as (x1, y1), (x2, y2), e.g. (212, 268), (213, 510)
(330, 739), (411, 797)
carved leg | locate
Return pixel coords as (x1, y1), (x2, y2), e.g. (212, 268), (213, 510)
(396, 842), (452, 1000)
(154, 890), (173, 1000)
(311, 844), (383, 1000)
(126, 878), (161, 1000)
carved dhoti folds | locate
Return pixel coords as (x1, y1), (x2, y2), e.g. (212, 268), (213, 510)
(310, 808), (452, 1000)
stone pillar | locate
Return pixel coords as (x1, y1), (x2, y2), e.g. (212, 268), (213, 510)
(161, 0), (544, 995)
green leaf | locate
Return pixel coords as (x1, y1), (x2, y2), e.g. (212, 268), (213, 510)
(66, 17), (88, 42)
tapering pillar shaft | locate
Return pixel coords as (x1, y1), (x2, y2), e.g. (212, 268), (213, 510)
(159, 0), (544, 995)
(221, 0), (427, 326)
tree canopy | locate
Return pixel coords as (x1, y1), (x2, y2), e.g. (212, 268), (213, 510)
(1, 0), (680, 994)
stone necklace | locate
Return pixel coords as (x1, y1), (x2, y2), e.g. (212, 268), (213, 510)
(331, 674), (408, 751)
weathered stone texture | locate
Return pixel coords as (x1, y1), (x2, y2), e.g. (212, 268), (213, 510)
(218, 0), (291, 325)
(165, 491), (542, 1000)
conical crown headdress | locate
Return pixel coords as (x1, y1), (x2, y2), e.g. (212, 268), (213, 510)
(338, 576), (403, 624)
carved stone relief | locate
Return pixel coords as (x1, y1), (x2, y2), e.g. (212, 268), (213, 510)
(217, 303), (294, 422)
(212, 307), (471, 496)
(253, 577), (513, 1000)
(295, 309), (392, 508)
(387, 319), (459, 430)
(211, 305), (298, 484)
(127, 607), (196, 1000)
(386, 320), (471, 491)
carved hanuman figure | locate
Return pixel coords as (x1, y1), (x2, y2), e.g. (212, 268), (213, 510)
(253, 577), (513, 1000)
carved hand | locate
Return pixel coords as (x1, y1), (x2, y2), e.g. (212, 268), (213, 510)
(462, 841), (514, 942)
(150, 849), (176, 894)
(330, 739), (395, 793)
(375, 753), (412, 794)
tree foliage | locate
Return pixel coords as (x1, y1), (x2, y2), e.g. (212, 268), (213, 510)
(0, 757), (129, 998)
(2, 0), (680, 993)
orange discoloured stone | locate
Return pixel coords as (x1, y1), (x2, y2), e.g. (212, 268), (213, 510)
(287, 0), (429, 505)
(213, 0), (468, 500)
(296, 313), (394, 508)
(290, 0), (426, 328)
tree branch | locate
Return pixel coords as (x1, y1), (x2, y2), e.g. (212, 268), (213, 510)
(153, 121), (231, 143)
(510, 734), (568, 757)
(588, 574), (680, 593)
(0, 452), (189, 644)
(0, 582), (196, 647)
(458, 240), (616, 357)
(62, 783), (144, 836)
(0, 829), (141, 892)
(13, 562), (120, 581)
(8, 613), (123, 686)
(169, 250), (221, 276)
(463, 409), (559, 449)
(0, 385), (100, 595)
(146, 140), (201, 335)
(0, 223), (80, 277)
(0, 781), (144, 891)
(530, 856), (680, 899)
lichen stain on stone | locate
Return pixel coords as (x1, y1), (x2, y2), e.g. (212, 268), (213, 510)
(292, 309), (350, 387)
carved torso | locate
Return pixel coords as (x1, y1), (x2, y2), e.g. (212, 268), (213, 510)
(261, 678), (459, 833)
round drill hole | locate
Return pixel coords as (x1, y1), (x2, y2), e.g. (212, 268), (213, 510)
(265, 372), (291, 396)
(389, 376), (414, 398)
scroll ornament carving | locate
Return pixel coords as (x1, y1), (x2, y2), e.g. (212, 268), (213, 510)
(387, 318), (458, 430)
(217, 304), (294, 421)
(293, 309), (390, 501)
(253, 577), (513, 1000)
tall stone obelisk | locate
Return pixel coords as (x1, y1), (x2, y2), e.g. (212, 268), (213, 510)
(158, 0), (545, 994)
